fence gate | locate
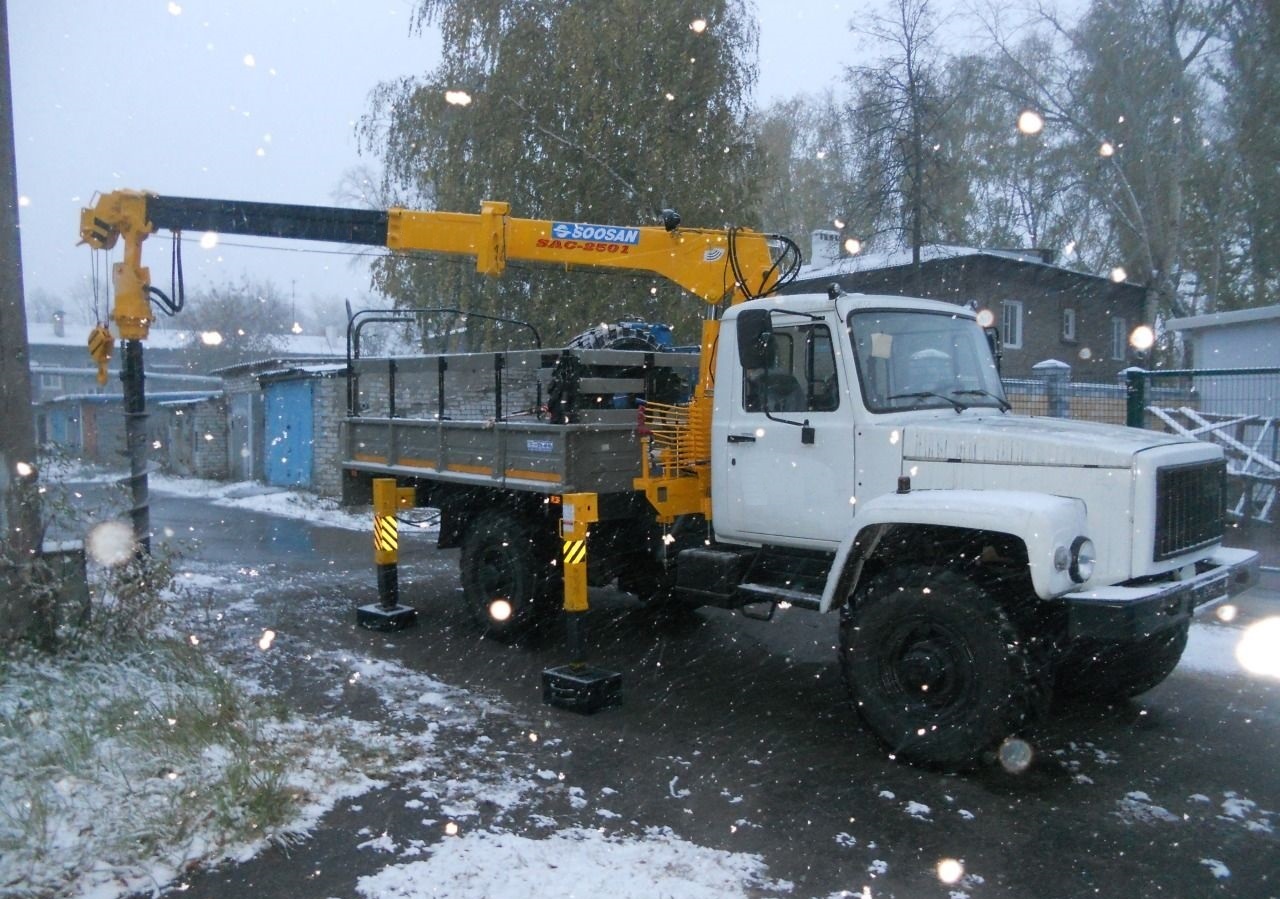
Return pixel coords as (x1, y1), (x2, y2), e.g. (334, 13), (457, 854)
(1127, 367), (1280, 523)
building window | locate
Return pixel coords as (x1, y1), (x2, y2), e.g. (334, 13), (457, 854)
(1001, 300), (1023, 349)
(1112, 318), (1128, 361)
(1062, 307), (1077, 342)
(39, 373), (63, 390)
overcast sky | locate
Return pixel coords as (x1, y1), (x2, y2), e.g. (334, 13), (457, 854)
(10, 1), (988, 325)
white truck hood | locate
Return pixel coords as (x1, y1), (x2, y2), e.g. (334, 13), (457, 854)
(901, 415), (1191, 469)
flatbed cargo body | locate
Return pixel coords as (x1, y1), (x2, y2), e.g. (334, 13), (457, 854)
(340, 346), (697, 510)
(344, 417), (642, 495)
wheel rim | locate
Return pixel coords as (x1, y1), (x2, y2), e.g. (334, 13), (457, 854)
(879, 618), (978, 715)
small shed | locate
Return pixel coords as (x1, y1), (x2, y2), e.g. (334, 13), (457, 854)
(214, 356), (345, 485)
(1166, 305), (1280, 373)
(41, 391), (219, 467)
(256, 364), (349, 495)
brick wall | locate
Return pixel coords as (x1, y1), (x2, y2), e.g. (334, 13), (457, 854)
(158, 397), (229, 479)
(190, 398), (229, 479)
(311, 377), (346, 497)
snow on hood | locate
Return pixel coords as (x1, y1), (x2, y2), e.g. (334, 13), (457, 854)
(902, 415), (1192, 469)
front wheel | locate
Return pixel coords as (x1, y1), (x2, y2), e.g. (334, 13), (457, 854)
(459, 509), (559, 640)
(839, 567), (1047, 769)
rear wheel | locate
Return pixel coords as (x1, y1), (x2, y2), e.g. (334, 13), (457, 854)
(459, 509), (558, 640)
(839, 567), (1047, 769)
(1055, 621), (1190, 702)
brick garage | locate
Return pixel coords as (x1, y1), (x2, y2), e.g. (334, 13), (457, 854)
(255, 365), (349, 497)
(158, 394), (228, 479)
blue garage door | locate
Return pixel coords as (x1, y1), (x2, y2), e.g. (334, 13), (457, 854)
(263, 380), (314, 487)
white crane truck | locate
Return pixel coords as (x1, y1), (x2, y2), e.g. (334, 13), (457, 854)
(81, 191), (1259, 767)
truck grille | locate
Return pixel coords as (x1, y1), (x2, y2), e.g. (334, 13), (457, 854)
(1154, 459), (1226, 561)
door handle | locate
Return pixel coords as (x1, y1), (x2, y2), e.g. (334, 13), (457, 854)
(727, 433), (756, 443)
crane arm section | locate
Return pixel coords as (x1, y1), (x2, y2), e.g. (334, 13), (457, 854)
(79, 189), (788, 342)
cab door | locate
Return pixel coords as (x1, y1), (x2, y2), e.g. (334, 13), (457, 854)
(713, 320), (855, 547)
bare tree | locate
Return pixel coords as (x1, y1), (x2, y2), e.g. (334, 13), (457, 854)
(178, 277), (293, 369)
(1189, 0), (1280, 310)
(980, 0), (1232, 321)
(752, 92), (856, 259)
(845, 0), (957, 288)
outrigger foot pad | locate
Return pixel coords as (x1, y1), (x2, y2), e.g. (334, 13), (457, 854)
(542, 664), (622, 714)
(356, 603), (418, 632)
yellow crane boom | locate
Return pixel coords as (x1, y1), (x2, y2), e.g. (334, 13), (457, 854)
(79, 189), (795, 342)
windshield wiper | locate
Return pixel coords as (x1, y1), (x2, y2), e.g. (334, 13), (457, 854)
(951, 389), (1012, 412)
(887, 391), (966, 413)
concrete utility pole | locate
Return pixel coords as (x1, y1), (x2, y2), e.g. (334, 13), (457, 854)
(0, 0), (44, 635)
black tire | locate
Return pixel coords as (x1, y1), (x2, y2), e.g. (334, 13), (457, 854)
(459, 509), (558, 640)
(1055, 620), (1190, 702)
(566, 322), (662, 351)
(839, 567), (1046, 769)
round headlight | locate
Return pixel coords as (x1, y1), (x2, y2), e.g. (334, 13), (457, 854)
(1069, 536), (1096, 583)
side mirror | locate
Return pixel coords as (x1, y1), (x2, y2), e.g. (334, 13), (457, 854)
(736, 309), (773, 370)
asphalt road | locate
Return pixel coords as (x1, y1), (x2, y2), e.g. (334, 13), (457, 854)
(135, 488), (1279, 899)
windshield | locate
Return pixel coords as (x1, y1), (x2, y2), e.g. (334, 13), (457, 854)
(850, 309), (1006, 412)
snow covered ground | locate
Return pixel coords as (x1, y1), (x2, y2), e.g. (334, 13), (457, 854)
(3, 467), (818, 899)
(3, 464), (1277, 898)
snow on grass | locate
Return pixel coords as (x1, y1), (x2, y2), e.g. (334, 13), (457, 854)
(354, 826), (795, 899)
(0, 643), (394, 899)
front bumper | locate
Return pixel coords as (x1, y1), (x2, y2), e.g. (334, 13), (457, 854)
(1062, 547), (1260, 641)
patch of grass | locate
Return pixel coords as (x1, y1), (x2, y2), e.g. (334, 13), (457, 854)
(0, 639), (369, 898)
(213, 756), (295, 836)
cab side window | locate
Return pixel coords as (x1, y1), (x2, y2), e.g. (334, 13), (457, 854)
(742, 324), (839, 413)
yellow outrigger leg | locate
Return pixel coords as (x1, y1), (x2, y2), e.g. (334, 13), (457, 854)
(542, 492), (622, 713)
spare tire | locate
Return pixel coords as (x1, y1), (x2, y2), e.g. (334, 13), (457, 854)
(567, 321), (664, 351)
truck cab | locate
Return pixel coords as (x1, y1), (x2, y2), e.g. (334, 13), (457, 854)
(713, 293), (1006, 548)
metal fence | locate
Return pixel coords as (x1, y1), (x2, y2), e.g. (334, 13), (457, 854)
(1003, 366), (1279, 523)
(1126, 367), (1279, 523)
